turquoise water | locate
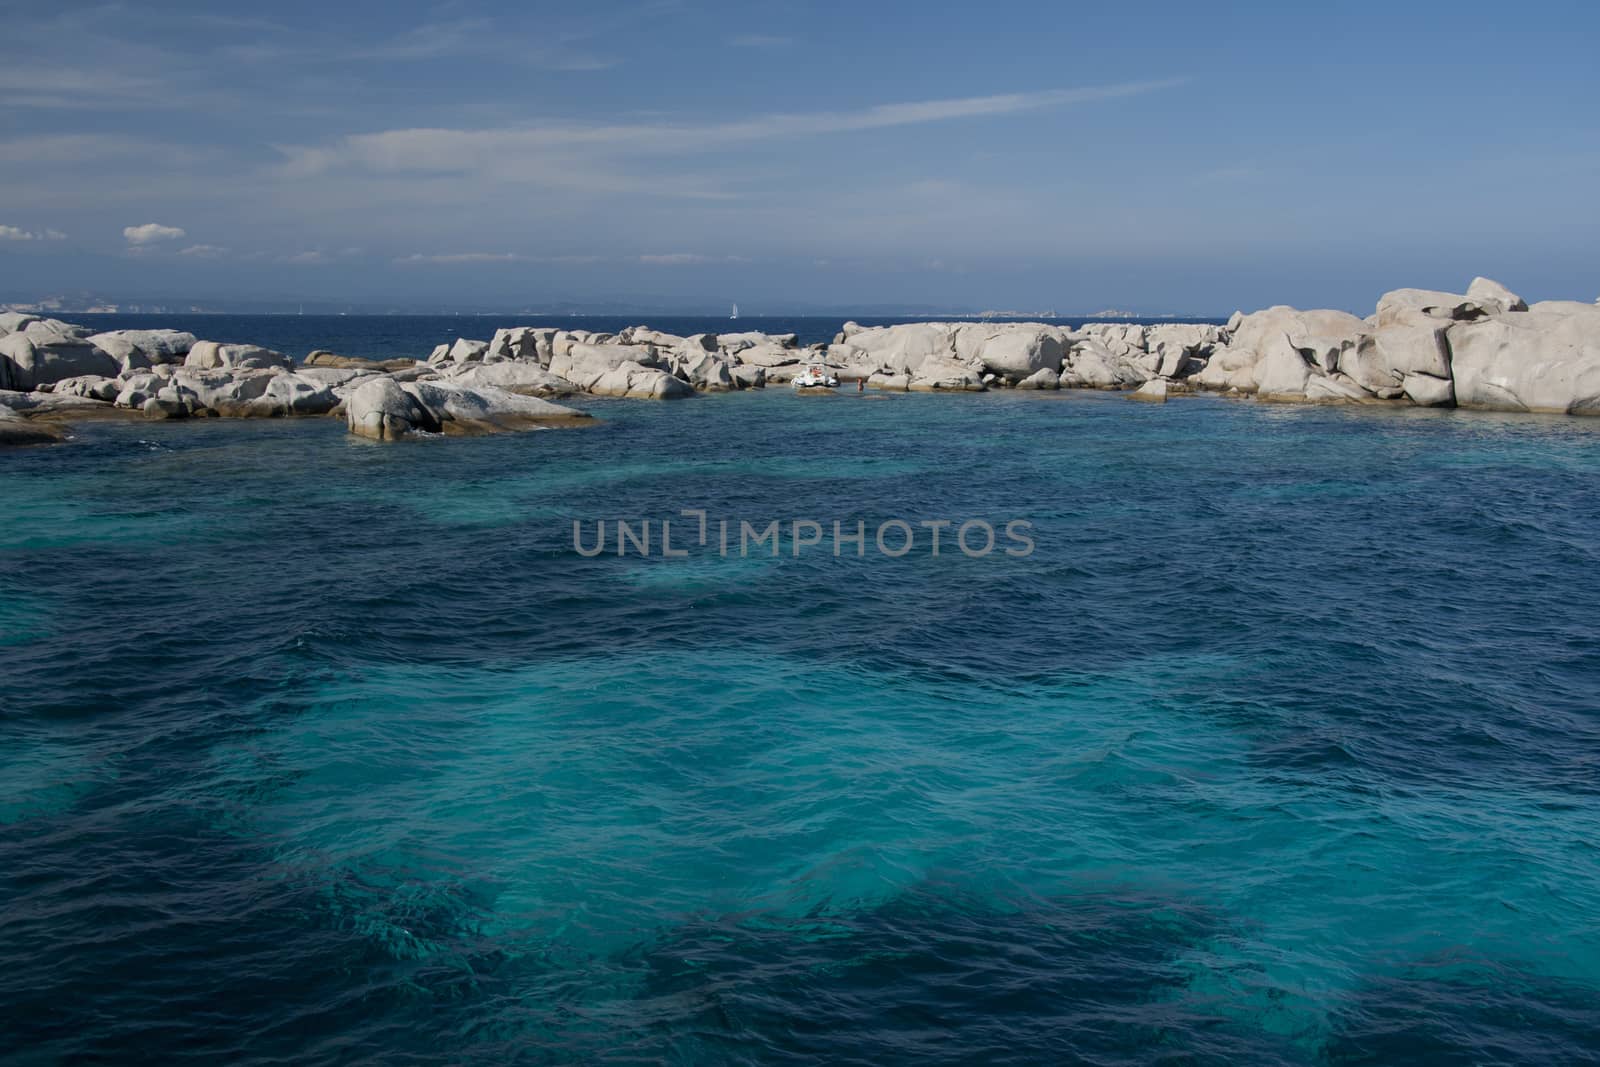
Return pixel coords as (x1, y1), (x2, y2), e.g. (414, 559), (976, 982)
(2, 388), (1599, 1063)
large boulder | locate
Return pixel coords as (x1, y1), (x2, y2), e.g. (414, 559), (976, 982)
(348, 375), (591, 438)
(1375, 287), (1489, 329)
(53, 375), (121, 402)
(1146, 324), (1221, 379)
(1129, 378), (1168, 403)
(588, 361), (695, 399)
(0, 312), (41, 336)
(444, 360), (578, 397)
(86, 329), (197, 372)
(168, 368), (277, 412)
(1446, 305), (1600, 414)
(403, 380), (591, 433)
(345, 377), (439, 440)
(0, 333), (121, 391)
(625, 326), (690, 348)
(447, 338), (490, 364)
(1341, 325), (1451, 398)
(1061, 339), (1147, 389)
(954, 324), (1067, 378)
(718, 331), (796, 353)
(670, 349), (736, 392)
(184, 342), (293, 372)
(1015, 366), (1060, 390)
(907, 355), (985, 392)
(1191, 307), (1367, 395)
(1466, 277), (1528, 315)
(840, 323), (957, 374)
(731, 343), (802, 368)
(304, 350), (417, 372)
(549, 342), (662, 389)
(487, 327), (544, 361)
(730, 365), (767, 390)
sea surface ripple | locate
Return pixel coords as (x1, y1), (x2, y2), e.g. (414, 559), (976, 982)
(3, 345), (1599, 1063)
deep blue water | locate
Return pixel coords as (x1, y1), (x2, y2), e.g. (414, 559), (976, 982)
(2, 317), (1599, 1064)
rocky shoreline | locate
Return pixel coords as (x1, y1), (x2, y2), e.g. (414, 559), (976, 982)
(3, 276), (1598, 447)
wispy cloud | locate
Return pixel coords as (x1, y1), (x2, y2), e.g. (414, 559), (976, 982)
(396, 251), (530, 265)
(278, 81), (1185, 181)
(0, 225), (67, 242)
(348, 19), (493, 61)
(178, 244), (229, 259)
(124, 223), (186, 245)
(636, 253), (750, 265)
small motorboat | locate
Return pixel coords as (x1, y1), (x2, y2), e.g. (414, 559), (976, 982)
(791, 364), (840, 389)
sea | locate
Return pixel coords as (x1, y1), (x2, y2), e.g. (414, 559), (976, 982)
(2, 315), (1598, 1065)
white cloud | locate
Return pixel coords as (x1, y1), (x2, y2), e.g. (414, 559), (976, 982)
(123, 222), (186, 244)
(283, 250), (328, 264)
(178, 244), (228, 259)
(0, 224), (67, 241)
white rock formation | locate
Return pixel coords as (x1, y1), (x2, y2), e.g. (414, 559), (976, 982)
(184, 342), (294, 372)
(0, 333), (120, 391)
(345, 377), (588, 440)
(588, 361), (695, 399)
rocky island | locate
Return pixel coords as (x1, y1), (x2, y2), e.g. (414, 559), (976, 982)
(3, 276), (1598, 447)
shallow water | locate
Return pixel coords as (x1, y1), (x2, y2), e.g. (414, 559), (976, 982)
(3, 389), (1599, 1064)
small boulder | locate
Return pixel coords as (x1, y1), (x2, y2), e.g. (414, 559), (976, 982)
(1129, 378), (1168, 403)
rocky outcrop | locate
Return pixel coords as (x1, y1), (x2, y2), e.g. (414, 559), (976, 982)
(304, 350), (419, 372)
(1183, 278), (1600, 414)
(1446, 303), (1600, 414)
(344, 377), (438, 440)
(908, 356), (985, 392)
(443, 360), (578, 397)
(1016, 367), (1060, 390)
(668, 349), (736, 392)
(86, 329), (197, 372)
(588, 361), (696, 399)
(345, 377), (590, 440)
(0, 332), (121, 391)
(8, 278), (1600, 447)
(184, 342), (294, 373)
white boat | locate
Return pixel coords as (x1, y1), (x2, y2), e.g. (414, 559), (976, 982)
(730, 302), (739, 320)
(791, 364), (839, 389)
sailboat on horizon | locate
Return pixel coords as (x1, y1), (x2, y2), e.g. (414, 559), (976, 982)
(730, 302), (739, 321)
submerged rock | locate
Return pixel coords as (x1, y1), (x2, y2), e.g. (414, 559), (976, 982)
(0, 404), (66, 446)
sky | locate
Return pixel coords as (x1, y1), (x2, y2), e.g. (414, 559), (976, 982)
(1, 0), (1598, 314)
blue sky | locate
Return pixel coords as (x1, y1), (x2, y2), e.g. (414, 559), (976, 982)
(1, 0), (1597, 312)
